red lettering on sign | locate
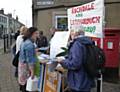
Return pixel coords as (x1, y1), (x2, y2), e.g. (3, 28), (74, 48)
(72, 3), (95, 14)
(70, 16), (100, 25)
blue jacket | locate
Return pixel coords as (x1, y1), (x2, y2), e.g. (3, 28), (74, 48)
(61, 36), (95, 91)
(19, 39), (37, 65)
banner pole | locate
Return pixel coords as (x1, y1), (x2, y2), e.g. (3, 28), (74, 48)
(96, 0), (105, 92)
(99, 0), (105, 92)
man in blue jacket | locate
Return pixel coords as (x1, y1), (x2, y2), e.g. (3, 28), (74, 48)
(58, 27), (95, 92)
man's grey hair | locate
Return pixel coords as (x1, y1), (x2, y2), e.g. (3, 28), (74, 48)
(78, 30), (85, 35)
(71, 25), (85, 35)
(78, 25), (84, 34)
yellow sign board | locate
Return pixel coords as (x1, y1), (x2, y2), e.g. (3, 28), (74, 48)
(44, 65), (61, 92)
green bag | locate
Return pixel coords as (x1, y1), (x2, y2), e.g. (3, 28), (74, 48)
(34, 57), (40, 77)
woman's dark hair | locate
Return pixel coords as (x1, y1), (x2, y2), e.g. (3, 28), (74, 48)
(23, 27), (37, 41)
(39, 31), (43, 35)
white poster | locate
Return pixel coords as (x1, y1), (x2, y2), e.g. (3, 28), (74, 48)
(68, 0), (104, 38)
(50, 31), (70, 59)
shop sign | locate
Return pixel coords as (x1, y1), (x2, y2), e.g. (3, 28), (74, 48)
(37, 0), (54, 5)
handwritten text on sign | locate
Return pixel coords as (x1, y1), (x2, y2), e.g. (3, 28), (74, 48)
(68, 0), (104, 38)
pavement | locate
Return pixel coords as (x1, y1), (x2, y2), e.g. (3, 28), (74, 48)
(0, 53), (20, 92)
(0, 52), (120, 92)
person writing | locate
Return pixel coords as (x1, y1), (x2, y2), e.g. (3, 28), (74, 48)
(57, 26), (95, 92)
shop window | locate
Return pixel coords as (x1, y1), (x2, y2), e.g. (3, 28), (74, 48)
(55, 16), (68, 31)
(3, 17), (5, 23)
(4, 18), (6, 23)
(1, 17), (3, 22)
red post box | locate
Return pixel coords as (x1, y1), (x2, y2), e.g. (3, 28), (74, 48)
(104, 28), (120, 68)
(103, 28), (120, 82)
(92, 28), (120, 82)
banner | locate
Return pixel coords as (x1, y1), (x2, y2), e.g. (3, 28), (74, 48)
(68, 0), (104, 38)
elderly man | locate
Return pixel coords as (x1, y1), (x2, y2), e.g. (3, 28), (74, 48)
(58, 26), (95, 92)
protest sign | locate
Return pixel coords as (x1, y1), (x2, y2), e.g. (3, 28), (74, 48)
(68, 0), (104, 38)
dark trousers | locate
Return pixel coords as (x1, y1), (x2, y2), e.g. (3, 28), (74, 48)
(15, 67), (18, 77)
(20, 84), (28, 92)
(71, 89), (90, 92)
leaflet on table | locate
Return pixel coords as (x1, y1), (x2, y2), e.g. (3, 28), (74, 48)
(38, 54), (65, 71)
(38, 54), (50, 60)
(47, 61), (58, 72)
(38, 46), (49, 51)
(47, 56), (65, 71)
(37, 54), (56, 71)
(37, 54), (49, 63)
(38, 54), (65, 61)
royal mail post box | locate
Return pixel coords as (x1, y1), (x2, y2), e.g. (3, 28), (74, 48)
(103, 28), (120, 68)
(92, 28), (120, 81)
(92, 28), (120, 68)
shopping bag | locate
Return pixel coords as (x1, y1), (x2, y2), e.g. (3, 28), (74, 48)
(12, 51), (19, 67)
(34, 57), (40, 77)
(26, 76), (38, 91)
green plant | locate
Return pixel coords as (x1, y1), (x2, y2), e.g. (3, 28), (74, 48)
(56, 47), (68, 57)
